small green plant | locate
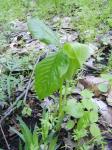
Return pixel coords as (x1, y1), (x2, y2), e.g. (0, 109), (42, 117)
(10, 117), (39, 150)
(27, 17), (96, 148)
(67, 90), (103, 149)
(0, 74), (23, 101)
(11, 17), (103, 150)
(64, 90), (103, 149)
(11, 112), (58, 150)
(22, 105), (32, 116)
(28, 17), (91, 124)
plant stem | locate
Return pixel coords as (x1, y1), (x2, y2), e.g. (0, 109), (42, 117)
(54, 0), (57, 8)
(55, 80), (64, 131)
(59, 80), (63, 115)
(63, 81), (69, 105)
(56, 80), (69, 131)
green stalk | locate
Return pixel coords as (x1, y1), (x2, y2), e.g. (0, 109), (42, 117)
(54, 0), (57, 8)
(59, 80), (63, 115)
(56, 80), (69, 131)
(55, 80), (63, 131)
(54, 0), (59, 8)
(63, 81), (69, 105)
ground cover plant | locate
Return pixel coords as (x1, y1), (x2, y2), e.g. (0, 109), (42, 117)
(0, 0), (112, 150)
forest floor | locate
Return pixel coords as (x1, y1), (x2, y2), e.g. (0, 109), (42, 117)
(0, 1), (112, 150)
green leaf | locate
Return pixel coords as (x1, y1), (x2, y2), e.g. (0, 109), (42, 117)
(77, 112), (90, 130)
(10, 118), (38, 150)
(35, 51), (69, 99)
(63, 42), (91, 65)
(10, 126), (25, 142)
(65, 99), (84, 118)
(80, 144), (90, 150)
(89, 111), (98, 123)
(81, 89), (94, 99)
(17, 117), (33, 150)
(98, 83), (108, 93)
(73, 128), (87, 140)
(49, 136), (58, 150)
(22, 106), (32, 116)
(82, 99), (94, 110)
(90, 123), (101, 138)
(63, 42), (91, 78)
(32, 132), (39, 150)
(27, 18), (60, 45)
(101, 74), (112, 81)
(66, 120), (75, 130)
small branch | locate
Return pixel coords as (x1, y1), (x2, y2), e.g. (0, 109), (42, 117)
(0, 88), (26, 124)
(0, 124), (10, 150)
(24, 57), (40, 103)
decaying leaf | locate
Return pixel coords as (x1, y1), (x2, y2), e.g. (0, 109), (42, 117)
(92, 98), (112, 127)
(79, 76), (110, 97)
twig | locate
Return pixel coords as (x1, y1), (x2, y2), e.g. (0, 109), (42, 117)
(85, 64), (101, 71)
(24, 57), (40, 103)
(0, 89), (26, 124)
(0, 124), (10, 150)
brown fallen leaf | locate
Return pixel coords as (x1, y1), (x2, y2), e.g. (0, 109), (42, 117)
(93, 98), (112, 127)
(79, 76), (110, 97)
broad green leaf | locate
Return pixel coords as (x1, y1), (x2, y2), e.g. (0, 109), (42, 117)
(63, 42), (91, 78)
(65, 99), (84, 118)
(27, 18), (60, 45)
(64, 58), (80, 79)
(90, 123), (101, 137)
(35, 51), (69, 99)
(98, 83), (108, 93)
(66, 120), (75, 130)
(63, 42), (91, 65)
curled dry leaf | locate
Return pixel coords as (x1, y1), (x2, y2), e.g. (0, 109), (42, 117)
(79, 76), (110, 97)
(92, 98), (112, 127)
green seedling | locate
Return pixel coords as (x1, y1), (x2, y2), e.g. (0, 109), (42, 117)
(65, 90), (103, 149)
(11, 112), (58, 150)
(10, 117), (39, 150)
(27, 17), (93, 148)
(22, 105), (32, 116)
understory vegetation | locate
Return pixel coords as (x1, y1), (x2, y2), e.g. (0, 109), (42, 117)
(0, 0), (112, 150)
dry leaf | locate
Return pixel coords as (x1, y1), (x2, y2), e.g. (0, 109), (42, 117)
(79, 76), (110, 97)
(93, 98), (112, 127)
